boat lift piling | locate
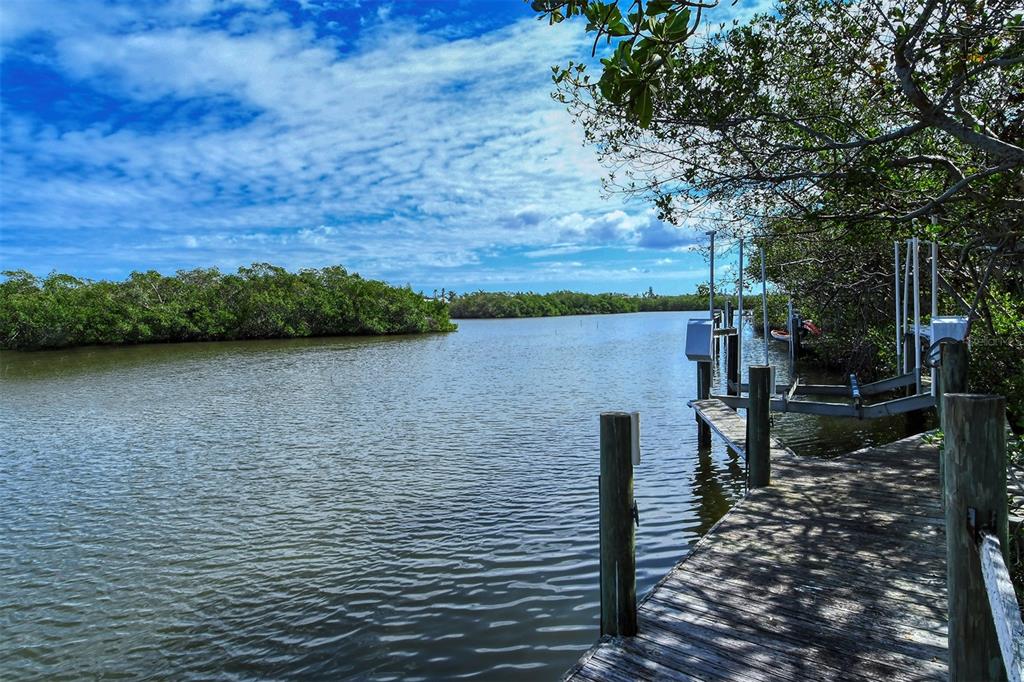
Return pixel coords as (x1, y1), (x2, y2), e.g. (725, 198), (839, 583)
(903, 241), (912, 375)
(914, 236), (922, 395)
(760, 246), (769, 366)
(737, 238), (744, 379)
(685, 229), (966, 423)
(895, 240), (902, 377)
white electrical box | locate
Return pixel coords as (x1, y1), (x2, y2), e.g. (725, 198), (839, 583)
(685, 318), (714, 362)
(930, 316), (969, 362)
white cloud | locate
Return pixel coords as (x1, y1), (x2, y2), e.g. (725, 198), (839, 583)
(0, 2), (718, 289)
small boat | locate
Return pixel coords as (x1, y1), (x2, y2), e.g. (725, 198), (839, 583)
(770, 329), (790, 342)
(801, 320), (822, 336)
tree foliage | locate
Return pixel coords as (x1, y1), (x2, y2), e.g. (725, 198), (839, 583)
(539, 0), (1023, 226)
(0, 264), (456, 351)
(449, 289), (770, 318)
(539, 0), (1024, 430)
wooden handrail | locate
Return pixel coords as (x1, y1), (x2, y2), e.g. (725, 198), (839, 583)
(979, 532), (1024, 682)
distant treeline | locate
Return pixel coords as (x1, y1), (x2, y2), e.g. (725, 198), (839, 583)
(0, 264), (455, 351)
(449, 290), (776, 320)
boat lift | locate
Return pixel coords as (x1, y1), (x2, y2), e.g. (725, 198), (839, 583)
(685, 230), (968, 420)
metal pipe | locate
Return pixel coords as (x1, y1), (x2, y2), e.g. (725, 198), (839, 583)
(902, 240), (911, 374)
(787, 298), (794, 365)
(760, 246), (769, 365)
(913, 236), (922, 394)
(895, 241), (902, 376)
(737, 238), (744, 382)
(931, 228), (938, 397)
(708, 231), (715, 322)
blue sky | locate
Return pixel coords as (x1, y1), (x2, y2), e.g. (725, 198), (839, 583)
(0, 0), (756, 294)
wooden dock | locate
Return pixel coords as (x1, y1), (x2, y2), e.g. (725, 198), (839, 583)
(565, 398), (947, 681)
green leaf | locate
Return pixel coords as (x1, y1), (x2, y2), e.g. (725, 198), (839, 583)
(634, 83), (653, 128)
(665, 8), (692, 40)
(646, 0), (673, 16)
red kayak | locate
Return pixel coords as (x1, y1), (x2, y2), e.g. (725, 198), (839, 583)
(771, 321), (822, 342)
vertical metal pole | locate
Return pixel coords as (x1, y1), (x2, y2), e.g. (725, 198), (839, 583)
(895, 241), (902, 377)
(708, 231), (715, 322)
(737, 238), (744, 386)
(931, 238), (939, 396)
(787, 298), (794, 366)
(913, 236), (922, 394)
(903, 241), (911, 374)
(931, 215), (939, 320)
(760, 247), (769, 365)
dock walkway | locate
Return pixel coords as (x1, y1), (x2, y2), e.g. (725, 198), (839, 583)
(564, 399), (947, 681)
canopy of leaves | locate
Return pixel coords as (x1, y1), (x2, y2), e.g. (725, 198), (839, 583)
(0, 264), (456, 351)
(539, 0), (1024, 430)
(448, 289), (773, 318)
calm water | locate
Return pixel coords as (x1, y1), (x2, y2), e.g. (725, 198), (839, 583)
(0, 312), (907, 680)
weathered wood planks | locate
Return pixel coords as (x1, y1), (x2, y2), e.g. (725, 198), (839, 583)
(564, 399), (947, 681)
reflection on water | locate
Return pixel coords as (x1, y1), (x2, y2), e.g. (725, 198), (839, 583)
(0, 312), (906, 680)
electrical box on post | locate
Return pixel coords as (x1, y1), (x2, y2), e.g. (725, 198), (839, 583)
(685, 318), (713, 362)
(929, 316), (969, 363)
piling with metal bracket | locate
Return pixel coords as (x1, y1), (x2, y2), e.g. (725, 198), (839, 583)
(747, 365), (771, 488)
(726, 332), (739, 396)
(599, 411), (637, 637)
(942, 393), (1007, 681)
(937, 340), (968, 427)
(696, 361), (712, 447)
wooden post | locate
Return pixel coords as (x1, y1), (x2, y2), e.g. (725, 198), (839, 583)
(937, 341), (969, 487)
(792, 314), (802, 359)
(726, 332), (739, 396)
(747, 365), (771, 487)
(937, 341), (969, 427)
(600, 411), (637, 637)
(696, 361), (712, 447)
(943, 394), (1008, 681)
(715, 309), (721, 359)
(787, 299), (794, 365)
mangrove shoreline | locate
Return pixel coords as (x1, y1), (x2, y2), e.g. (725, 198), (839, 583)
(0, 264), (456, 351)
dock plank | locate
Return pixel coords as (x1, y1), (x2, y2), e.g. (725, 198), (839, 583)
(564, 399), (947, 681)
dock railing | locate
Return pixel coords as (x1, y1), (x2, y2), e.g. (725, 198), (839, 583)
(978, 532), (1024, 682)
(943, 392), (1024, 681)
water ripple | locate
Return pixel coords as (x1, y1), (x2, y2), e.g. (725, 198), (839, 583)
(0, 313), (904, 679)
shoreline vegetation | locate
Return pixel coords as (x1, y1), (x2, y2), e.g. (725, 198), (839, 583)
(0, 264), (456, 351)
(449, 289), (782, 321)
(0, 267), (797, 351)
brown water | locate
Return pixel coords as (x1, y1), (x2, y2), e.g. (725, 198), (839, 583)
(0, 312), (907, 680)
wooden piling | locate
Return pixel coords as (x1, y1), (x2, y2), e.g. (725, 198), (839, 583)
(791, 314), (802, 360)
(747, 365), (771, 487)
(937, 340), (969, 426)
(726, 331), (739, 396)
(599, 411), (637, 637)
(937, 340), (969, 485)
(942, 394), (1008, 682)
(696, 361), (712, 447)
